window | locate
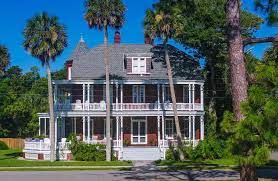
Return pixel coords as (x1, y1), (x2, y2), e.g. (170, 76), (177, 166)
(132, 57), (146, 74)
(165, 118), (175, 139)
(164, 86), (172, 102)
(103, 85), (113, 103)
(132, 85), (145, 103)
(181, 116), (189, 139)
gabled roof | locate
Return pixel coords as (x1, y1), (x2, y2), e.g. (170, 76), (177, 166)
(70, 43), (203, 80)
(68, 38), (89, 61)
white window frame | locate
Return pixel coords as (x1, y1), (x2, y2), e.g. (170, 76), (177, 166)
(165, 118), (174, 139)
(131, 117), (147, 144)
(132, 85), (145, 103)
(131, 57), (147, 74)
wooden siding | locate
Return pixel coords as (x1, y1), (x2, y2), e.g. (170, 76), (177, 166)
(0, 138), (24, 149)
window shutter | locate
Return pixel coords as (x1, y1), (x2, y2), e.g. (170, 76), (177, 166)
(127, 58), (132, 73)
(146, 58), (151, 73)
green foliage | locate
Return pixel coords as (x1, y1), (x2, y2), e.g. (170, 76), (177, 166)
(68, 135), (106, 161)
(0, 66), (48, 138)
(0, 45), (10, 77)
(84, 0), (126, 30)
(0, 141), (8, 150)
(23, 12), (67, 65)
(184, 137), (228, 160)
(165, 146), (180, 161)
(255, 0), (278, 26)
(222, 46), (278, 168)
(166, 137), (228, 161)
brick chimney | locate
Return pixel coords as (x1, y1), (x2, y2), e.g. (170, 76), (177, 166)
(114, 31), (121, 44)
(144, 34), (153, 45)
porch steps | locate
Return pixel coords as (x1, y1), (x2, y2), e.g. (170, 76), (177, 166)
(122, 147), (161, 161)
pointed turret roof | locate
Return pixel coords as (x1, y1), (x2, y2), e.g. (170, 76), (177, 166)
(68, 36), (89, 61)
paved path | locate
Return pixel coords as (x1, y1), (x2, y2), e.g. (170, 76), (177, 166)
(0, 170), (240, 181)
(0, 161), (277, 181)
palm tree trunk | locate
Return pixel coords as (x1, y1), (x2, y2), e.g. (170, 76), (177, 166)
(226, 0), (248, 121)
(104, 22), (111, 161)
(46, 61), (56, 162)
(164, 40), (185, 161)
(240, 165), (257, 181)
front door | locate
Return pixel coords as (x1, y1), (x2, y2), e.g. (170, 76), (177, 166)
(131, 119), (147, 144)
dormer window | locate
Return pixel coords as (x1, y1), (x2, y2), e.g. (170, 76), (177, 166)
(132, 57), (147, 74)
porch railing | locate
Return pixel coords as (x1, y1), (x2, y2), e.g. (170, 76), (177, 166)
(55, 103), (203, 111)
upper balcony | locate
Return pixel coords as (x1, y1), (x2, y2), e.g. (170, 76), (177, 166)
(53, 80), (204, 112)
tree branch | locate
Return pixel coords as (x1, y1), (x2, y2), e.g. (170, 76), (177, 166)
(243, 36), (278, 46)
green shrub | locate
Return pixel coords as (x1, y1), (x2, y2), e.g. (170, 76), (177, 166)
(183, 137), (228, 160)
(166, 146), (180, 161)
(68, 136), (106, 161)
(0, 141), (9, 150)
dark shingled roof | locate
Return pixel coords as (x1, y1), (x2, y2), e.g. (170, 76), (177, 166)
(70, 42), (203, 80)
(68, 39), (89, 61)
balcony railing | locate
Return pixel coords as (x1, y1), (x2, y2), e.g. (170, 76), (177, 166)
(55, 102), (203, 111)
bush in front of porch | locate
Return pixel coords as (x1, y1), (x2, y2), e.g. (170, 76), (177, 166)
(68, 134), (115, 161)
(166, 136), (229, 161)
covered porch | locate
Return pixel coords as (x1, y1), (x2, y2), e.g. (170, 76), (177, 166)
(31, 115), (204, 160)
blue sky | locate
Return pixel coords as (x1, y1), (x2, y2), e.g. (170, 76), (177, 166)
(0, 0), (277, 75)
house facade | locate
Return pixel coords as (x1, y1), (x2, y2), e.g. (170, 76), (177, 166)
(23, 34), (205, 161)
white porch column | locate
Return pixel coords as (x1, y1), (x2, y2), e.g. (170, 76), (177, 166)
(161, 115), (165, 147)
(189, 84), (192, 110)
(120, 116), (123, 159)
(87, 116), (90, 141)
(200, 116), (204, 140)
(39, 118), (41, 136)
(116, 83), (119, 110)
(162, 84), (165, 104)
(82, 116), (86, 141)
(82, 84), (85, 110)
(192, 84), (195, 110)
(120, 84), (123, 110)
(189, 116), (192, 142)
(157, 84), (160, 110)
(192, 116), (195, 146)
(54, 84), (58, 103)
(116, 116), (119, 147)
(74, 117), (77, 134)
(87, 84), (90, 110)
(200, 84), (204, 111)
(157, 116), (160, 147)
(54, 117), (57, 150)
(45, 118), (47, 136)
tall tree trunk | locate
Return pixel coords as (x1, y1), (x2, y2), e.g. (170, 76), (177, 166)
(46, 61), (55, 162)
(226, 0), (248, 121)
(240, 165), (257, 181)
(104, 22), (111, 161)
(164, 40), (185, 161)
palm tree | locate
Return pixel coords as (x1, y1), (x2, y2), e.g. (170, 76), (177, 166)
(144, 9), (185, 160)
(0, 45), (10, 77)
(23, 12), (67, 162)
(84, 0), (125, 161)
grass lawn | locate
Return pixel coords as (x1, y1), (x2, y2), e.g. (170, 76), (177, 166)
(0, 149), (131, 169)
